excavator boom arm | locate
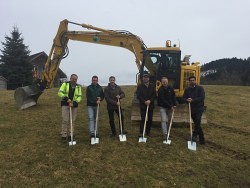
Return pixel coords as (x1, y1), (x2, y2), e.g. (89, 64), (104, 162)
(43, 19), (149, 88)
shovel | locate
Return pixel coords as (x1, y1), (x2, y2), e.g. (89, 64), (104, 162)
(163, 108), (175, 144)
(139, 105), (149, 143)
(118, 98), (127, 142)
(187, 103), (196, 151)
(69, 106), (76, 146)
(91, 104), (100, 145)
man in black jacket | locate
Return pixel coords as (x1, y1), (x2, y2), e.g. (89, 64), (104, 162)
(157, 76), (176, 141)
(183, 75), (205, 144)
(136, 71), (155, 136)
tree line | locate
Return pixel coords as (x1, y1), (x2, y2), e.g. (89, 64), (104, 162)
(201, 57), (250, 86)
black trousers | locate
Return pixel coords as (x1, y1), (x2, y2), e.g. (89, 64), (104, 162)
(139, 108), (153, 135)
(108, 109), (124, 134)
(191, 111), (204, 138)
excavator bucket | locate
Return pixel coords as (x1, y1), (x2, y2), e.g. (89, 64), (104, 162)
(14, 85), (43, 110)
(131, 100), (207, 124)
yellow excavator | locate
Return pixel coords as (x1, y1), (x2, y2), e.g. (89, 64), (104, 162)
(14, 19), (207, 123)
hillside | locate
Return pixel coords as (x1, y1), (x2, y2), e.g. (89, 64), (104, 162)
(201, 57), (250, 86)
(0, 85), (249, 187)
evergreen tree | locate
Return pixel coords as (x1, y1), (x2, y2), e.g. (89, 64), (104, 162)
(0, 26), (33, 89)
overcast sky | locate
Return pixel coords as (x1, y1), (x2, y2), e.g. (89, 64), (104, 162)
(1, 0), (250, 85)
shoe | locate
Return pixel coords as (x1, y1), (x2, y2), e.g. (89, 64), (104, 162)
(120, 130), (127, 135)
(192, 135), (197, 142)
(68, 136), (75, 141)
(61, 137), (67, 143)
(199, 138), (205, 145)
(163, 134), (168, 141)
(90, 134), (95, 138)
(199, 140), (205, 145)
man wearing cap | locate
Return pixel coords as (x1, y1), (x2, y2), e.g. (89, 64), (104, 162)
(136, 71), (155, 136)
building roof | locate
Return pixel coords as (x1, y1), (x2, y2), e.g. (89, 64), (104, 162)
(28, 51), (48, 62)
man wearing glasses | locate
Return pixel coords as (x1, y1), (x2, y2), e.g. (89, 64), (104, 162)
(86, 75), (104, 138)
(183, 75), (206, 144)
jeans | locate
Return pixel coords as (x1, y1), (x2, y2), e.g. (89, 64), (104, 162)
(87, 106), (99, 136)
(159, 107), (173, 136)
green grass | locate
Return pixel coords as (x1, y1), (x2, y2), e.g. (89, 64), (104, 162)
(0, 85), (249, 187)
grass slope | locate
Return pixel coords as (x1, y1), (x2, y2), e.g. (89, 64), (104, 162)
(0, 85), (249, 187)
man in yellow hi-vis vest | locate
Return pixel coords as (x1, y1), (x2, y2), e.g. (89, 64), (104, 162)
(58, 74), (82, 142)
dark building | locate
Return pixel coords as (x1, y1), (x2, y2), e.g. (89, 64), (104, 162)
(29, 52), (67, 87)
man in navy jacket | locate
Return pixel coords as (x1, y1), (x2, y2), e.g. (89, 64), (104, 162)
(183, 75), (205, 144)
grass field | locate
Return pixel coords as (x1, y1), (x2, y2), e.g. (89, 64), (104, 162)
(0, 85), (249, 187)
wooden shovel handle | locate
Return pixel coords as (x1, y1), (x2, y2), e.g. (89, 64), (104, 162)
(188, 103), (192, 140)
(142, 105), (149, 138)
(118, 98), (123, 134)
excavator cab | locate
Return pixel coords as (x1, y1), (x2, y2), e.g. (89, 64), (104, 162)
(131, 46), (207, 124)
(139, 48), (182, 97)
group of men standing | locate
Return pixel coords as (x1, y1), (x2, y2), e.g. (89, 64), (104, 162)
(58, 71), (205, 145)
(58, 74), (126, 143)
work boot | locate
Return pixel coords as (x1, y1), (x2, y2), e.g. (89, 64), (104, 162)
(192, 135), (197, 142)
(163, 134), (168, 141)
(199, 136), (205, 145)
(110, 132), (116, 137)
(68, 135), (75, 141)
(120, 130), (127, 135)
(138, 133), (143, 138)
(61, 137), (67, 143)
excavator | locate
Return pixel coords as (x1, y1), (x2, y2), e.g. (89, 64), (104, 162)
(14, 19), (207, 124)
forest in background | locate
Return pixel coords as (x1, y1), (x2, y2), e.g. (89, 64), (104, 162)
(201, 57), (250, 86)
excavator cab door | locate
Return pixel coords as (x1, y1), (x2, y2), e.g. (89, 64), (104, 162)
(140, 50), (181, 90)
(156, 51), (181, 90)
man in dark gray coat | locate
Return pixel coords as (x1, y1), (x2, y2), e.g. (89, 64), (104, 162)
(104, 76), (126, 136)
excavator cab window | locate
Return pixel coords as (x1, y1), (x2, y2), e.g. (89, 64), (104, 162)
(143, 51), (181, 89)
(140, 50), (181, 91)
